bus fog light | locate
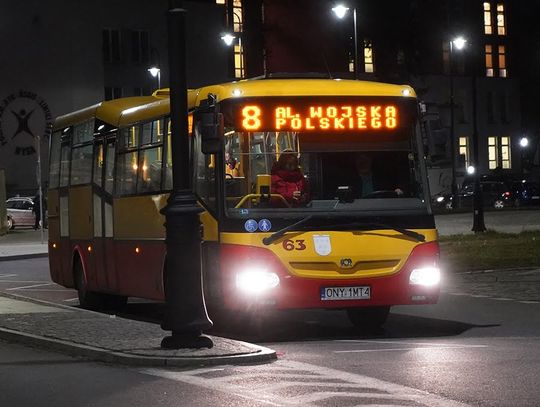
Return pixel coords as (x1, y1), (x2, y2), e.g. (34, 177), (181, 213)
(236, 268), (280, 294)
(409, 267), (441, 286)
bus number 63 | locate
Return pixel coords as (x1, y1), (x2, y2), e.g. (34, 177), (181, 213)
(282, 239), (306, 251)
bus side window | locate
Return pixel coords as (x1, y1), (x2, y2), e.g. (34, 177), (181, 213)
(49, 131), (62, 189)
(137, 146), (163, 194)
(116, 151), (138, 196)
(59, 142), (71, 188)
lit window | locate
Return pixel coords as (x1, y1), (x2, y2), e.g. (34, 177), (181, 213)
(215, 0), (225, 4)
(234, 42), (244, 79)
(459, 137), (470, 168)
(233, 0), (243, 33)
(498, 45), (507, 77)
(364, 40), (374, 73)
(488, 136), (498, 169)
(484, 2), (492, 34)
(485, 45), (494, 77)
(348, 52), (354, 73)
(501, 136), (511, 169)
(497, 4), (506, 35)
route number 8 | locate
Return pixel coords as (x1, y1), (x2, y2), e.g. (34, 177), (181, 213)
(242, 105), (262, 130)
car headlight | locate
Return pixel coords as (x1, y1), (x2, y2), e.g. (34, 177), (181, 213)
(436, 196), (445, 203)
(409, 267), (441, 286)
(235, 268), (280, 294)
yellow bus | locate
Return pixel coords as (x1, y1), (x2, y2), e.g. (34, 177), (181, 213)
(48, 78), (440, 327)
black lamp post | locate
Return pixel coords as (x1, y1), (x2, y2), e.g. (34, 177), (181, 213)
(332, 4), (359, 80)
(449, 36), (467, 205)
(160, 4), (213, 349)
(471, 74), (486, 233)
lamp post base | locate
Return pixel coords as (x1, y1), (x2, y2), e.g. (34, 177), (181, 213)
(161, 332), (214, 350)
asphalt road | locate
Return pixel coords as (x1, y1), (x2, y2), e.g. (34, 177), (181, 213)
(1, 258), (540, 406)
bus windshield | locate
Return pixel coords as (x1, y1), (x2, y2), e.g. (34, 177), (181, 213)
(223, 129), (427, 216)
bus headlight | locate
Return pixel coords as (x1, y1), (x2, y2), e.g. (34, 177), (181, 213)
(236, 268), (280, 294)
(409, 267), (441, 286)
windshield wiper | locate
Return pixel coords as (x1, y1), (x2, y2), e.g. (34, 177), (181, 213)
(313, 221), (425, 242)
(369, 222), (425, 242)
(262, 215), (313, 245)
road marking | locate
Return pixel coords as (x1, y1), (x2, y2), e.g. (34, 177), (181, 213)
(0, 274), (17, 278)
(519, 301), (540, 304)
(492, 297), (514, 301)
(141, 359), (471, 406)
(335, 339), (480, 346)
(63, 298), (80, 302)
(334, 345), (488, 354)
(6, 283), (54, 291)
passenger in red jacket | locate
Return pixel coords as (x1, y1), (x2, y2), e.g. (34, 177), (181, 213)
(271, 151), (309, 206)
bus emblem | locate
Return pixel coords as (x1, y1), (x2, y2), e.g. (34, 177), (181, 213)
(340, 258), (353, 269)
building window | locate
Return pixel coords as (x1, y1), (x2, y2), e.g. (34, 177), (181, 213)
(103, 29), (121, 63)
(348, 52), (354, 73)
(215, 0), (225, 3)
(485, 45), (494, 77)
(442, 42), (450, 74)
(497, 3), (506, 35)
(498, 45), (507, 77)
(488, 136), (512, 169)
(233, 0), (243, 33)
(484, 2), (492, 34)
(459, 137), (470, 168)
(363, 40), (374, 73)
(105, 87), (122, 101)
(131, 30), (149, 64)
(234, 41), (244, 78)
(501, 136), (511, 169)
(500, 92), (510, 123)
(488, 136), (498, 169)
(487, 91), (495, 123)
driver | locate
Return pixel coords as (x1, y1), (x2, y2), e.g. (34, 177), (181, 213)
(271, 150), (309, 206)
(354, 153), (404, 197)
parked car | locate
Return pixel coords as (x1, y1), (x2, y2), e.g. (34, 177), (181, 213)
(512, 181), (540, 206)
(436, 180), (516, 210)
(6, 196), (40, 229)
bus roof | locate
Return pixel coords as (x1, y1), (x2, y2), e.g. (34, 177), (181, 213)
(53, 78), (416, 131)
(196, 78), (416, 103)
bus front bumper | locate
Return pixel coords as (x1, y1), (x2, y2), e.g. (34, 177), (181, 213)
(219, 243), (440, 311)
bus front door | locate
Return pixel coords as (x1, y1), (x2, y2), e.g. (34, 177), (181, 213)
(93, 138), (119, 292)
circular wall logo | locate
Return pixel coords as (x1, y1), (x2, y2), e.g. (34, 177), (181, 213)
(0, 90), (53, 155)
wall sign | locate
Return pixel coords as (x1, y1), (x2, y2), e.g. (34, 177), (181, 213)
(0, 90), (53, 155)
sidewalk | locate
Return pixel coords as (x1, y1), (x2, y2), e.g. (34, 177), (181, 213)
(0, 229), (276, 367)
(0, 229), (49, 260)
(0, 292), (276, 367)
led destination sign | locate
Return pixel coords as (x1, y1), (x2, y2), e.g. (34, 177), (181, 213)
(240, 103), (400, 132)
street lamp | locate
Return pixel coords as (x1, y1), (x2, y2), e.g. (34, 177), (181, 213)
(332, 4), (358, 80)
(220, 33), (236, 46)
(449, 36), (467, 206)
(147, 66), (161, 89)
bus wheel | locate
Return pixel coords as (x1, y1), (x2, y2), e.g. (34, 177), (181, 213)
(74, 260), (106, 310)
(346, 306), (390, 329)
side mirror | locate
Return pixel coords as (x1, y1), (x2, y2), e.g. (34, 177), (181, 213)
(195, 94), (224, 154)
(200, 111), (224, 154)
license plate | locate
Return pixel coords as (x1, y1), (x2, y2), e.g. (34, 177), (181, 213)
(320, 286), (371, 301)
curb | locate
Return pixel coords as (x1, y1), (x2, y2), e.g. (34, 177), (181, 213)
(0, 327), (277, 367)
(0, 292), (277, 367)
(0, 252), (48, 262)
